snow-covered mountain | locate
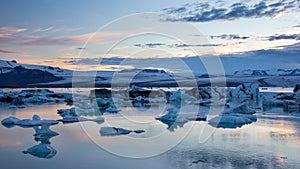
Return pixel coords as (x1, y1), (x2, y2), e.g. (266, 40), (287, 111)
(0, 60), (72, 76)
(0, 59), (299, 87)
(234, 69), (300, 76)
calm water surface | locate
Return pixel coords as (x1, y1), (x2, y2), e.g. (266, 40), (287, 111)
(0, 89), (299, 169)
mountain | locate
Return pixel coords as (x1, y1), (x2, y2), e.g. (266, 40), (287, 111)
(0, 60), (72, 76)
(234, 69), (269, 76)
(0, 66), (63, 87)
(234, 68), (300, 76)
(0, 59), (299, 87)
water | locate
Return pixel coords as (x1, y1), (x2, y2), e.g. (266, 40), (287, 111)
(0, 88), (300, 169)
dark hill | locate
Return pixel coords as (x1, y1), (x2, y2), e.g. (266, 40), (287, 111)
(0, 66), (63, 87)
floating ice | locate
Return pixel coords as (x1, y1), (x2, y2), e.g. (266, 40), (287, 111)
(1, 115), (58, 126)
(0, 88), (74, 106)
(57, 107), (77, 117)
(228, 83), (259, 99)
(224, 102), (256, 114)
(99, 127), (144, 136)
(132, 96), (149, 104)
(1, 116), (20, 124)
(23, 144), (57, 159)
(209, 113), (257, 129)
(105, 106), (120, 113)
(169, 90), (197, 103)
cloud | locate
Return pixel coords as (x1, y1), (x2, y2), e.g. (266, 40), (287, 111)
(32, 26), (81, 33)
(171, 43), (222, 47)
(0, 48), (26, 55)
(0, 30), (130, 46)
(0, 49), (15, 54)
(0, 26), (26, 39)
(134, 43), (221, 48)
(16, 33), (91, 46)
(134, 43), (166, 48)
(210, 34), (249, 40)
(268, 34), (300, 41)
(163, 0), (298, 22)
(64, 57), (124, 65)
(76, 47), (86, 50)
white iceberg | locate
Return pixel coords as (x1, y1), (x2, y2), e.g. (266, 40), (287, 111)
(209, 113), (257, 129)
(228, 83), (259, 99)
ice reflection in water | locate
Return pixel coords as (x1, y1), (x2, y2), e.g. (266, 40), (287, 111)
(3, 123), (59, 159)
(0, 90), (299, 168)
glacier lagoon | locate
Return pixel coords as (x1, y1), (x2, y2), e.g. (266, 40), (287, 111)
(0, 87), (300, 169)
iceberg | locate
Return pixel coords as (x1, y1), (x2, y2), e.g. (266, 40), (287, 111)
(169, 90), (197, 103)
(209, 113), (257, 129)
(155, 106), (189, 131)
(60, 115), (104, 124)
(99, 127), (144, 136)
(224, 102), (256, 114)
(105, 106), (120, 113)
(57, 107), (77, 117)
(132, 96), (150, 104)
(2, 115), (58, 126)
(228, 83), (259, 99)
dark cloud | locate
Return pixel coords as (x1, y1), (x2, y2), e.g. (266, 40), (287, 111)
(76, 47), (86, 50)
(64, 57), (124, 65)
(0, 49), (16, 54)
(210, 34), (249, 40)
(163, 0), (298, 22)
(134, 43), (166, 48)
(134, 43), (221, 48)
(268, 34), (300, 41)
(171, 43), (222, 47)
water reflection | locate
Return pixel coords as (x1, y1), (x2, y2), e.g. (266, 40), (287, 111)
(156, 104), (186, 131)
(2, 123), (59, 159)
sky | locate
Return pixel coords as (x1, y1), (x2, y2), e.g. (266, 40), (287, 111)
(0, 0), (300, 71)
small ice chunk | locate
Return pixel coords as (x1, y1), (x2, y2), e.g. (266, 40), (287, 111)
(133, 130), (145, 134)
(99, 127), (144, 136)
(14, 115), (58, 126)
(57, 107), (77, 117)
(8, 105), (17, 109)
(100, 127), (118, 136)
(61, 115), (81, 123)
(23, 144), (57, 159)
(116, 128), (132, 135)
(1, 116), (20, 124)
(105, 106), (120, 113)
